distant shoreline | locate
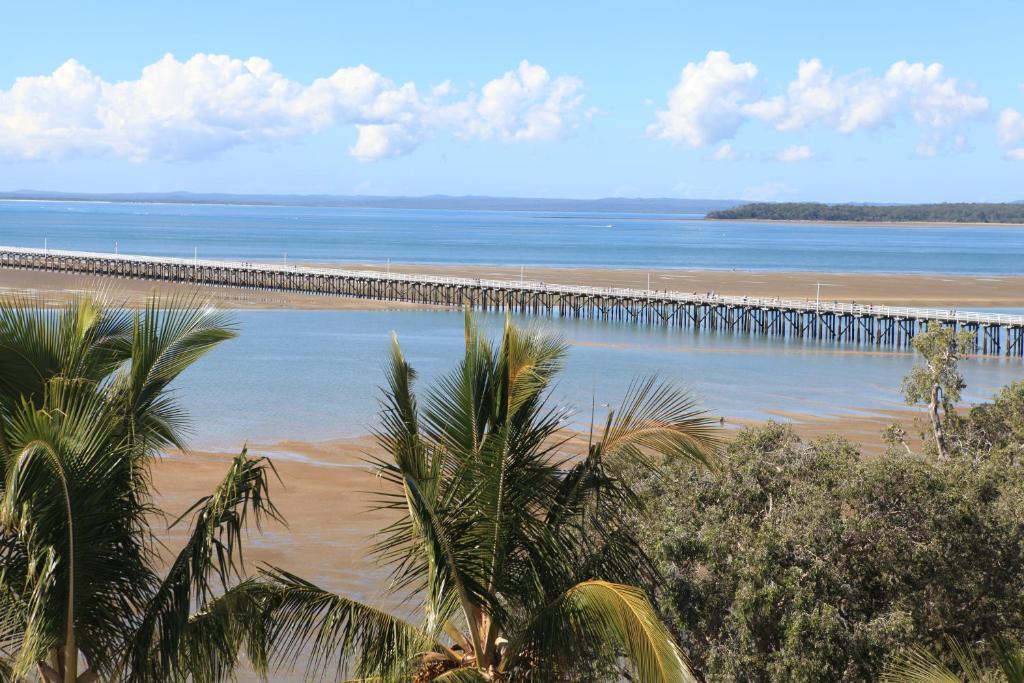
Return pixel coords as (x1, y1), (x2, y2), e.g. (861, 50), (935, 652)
(0, 192), (740, 215)
(707, 201), (1024, 226)
(705, 217), (1024, 228)
(8, 195), (1024, 227)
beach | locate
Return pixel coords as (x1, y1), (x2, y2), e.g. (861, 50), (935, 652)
(0, 268), (430, 310)
(153, 438), (393, 599)
(151, 406), (920, 598)
(5, 264), (1024, 309)
(346, 263), (1024, 308)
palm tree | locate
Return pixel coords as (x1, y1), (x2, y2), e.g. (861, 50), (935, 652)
(254, 313), (720, 682)
(882, 638), (1024, 683)
(0, 294), (279, 682)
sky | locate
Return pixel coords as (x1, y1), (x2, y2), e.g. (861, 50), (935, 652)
(1, 0), (1023, 202)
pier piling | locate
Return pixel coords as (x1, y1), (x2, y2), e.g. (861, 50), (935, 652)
(1, 246), (1021, 357)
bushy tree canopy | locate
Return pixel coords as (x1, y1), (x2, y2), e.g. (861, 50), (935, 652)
(707, 202), (1024, 224)
(632, 417), (1024, 682)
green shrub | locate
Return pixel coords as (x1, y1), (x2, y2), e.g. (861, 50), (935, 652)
(634, 420), (1024, 682)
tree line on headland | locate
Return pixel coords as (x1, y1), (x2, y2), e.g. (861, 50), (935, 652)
(707, 202), (1024, 224)
(0, 295), (1021, 682)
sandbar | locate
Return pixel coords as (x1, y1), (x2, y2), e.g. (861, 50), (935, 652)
(2, 264), (1023, 309)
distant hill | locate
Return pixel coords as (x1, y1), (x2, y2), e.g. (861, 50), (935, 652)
(0, 190), (742, 215)
(707, 202), (1024, 224)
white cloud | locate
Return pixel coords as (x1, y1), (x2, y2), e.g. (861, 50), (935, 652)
(350, 124), (422, 162)
(998, 108), (1024, 160)
(748, 59), (988, 134)
(775, 144), (813, 162)
(647, 51), (759, 147)
(0, 54), (588, 162)
(431, 80), (455, 98)
(458, 61), (589, 142)
(649, 54), (988, 153)
(997, 108), (1024, 144)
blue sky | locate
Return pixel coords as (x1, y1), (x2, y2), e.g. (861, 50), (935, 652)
(1, 0), (1023, 201)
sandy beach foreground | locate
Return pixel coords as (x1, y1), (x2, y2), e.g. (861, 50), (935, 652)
(151, 408), (920, 600)
(3, 264), (1024, 309)
(154, 438), (394, 600)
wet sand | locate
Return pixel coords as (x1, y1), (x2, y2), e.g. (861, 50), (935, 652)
(731, 407), (929, 452)
(152, 438), (400, 682)
(2, 264), (1023, 309)
(153, 408), (927, 683)
(151, 407), (922, 603)
(152, 437), (397, 601)
(345, 263), (1024, 308)
(0, 269), (430, 310)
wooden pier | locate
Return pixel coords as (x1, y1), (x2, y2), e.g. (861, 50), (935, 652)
(2, 246), (1023, 357)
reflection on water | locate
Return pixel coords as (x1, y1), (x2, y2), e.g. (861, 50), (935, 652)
(175, 308), (1024, 450)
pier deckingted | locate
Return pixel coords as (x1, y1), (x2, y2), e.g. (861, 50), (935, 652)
(2, 246), (1022, 357)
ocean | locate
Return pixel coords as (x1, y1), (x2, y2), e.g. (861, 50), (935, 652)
(3, 199), (1024, 273)
(1, 200), (1022, 447)
(178, 308), (1023, 449)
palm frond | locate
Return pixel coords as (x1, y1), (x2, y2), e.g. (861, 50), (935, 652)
(0, 552), (28, 662)
(390, 470), (497, 651)
(127, 448), (282, 681)
(257, 567), (435, 682)
(994, 638), (1024, 683)
(882, 637), (1024, 683)
(0, 293), (129, 412)
(169, 578), (273, 683)
(505, 580), (695, 683)
(881, 647), (965, 682)
(495, 316), (568, 418)
(108, 295), (236, 452)
(598, 376), (720, 471)
(371, 337), (468, 631)
(0, 378), (156, 679)
(430, 668), (489, 682)
(375, 335), (430, 485)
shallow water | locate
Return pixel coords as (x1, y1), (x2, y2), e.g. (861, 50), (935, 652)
(176, 308), (1024, 450)
(4, 200), (1024, 274)
(4, 200), (1023, 448)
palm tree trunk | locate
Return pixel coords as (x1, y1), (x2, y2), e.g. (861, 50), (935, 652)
(63, 631), (77, 682)
(59, 466), (77, 682)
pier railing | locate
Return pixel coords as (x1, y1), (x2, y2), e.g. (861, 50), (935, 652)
(1, 245), (1022, 355)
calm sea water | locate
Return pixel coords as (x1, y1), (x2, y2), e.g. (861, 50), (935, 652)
(3, 200), (1024, 273)
(2, 201), (1022, 448)
(176, 309), (1024, 450)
